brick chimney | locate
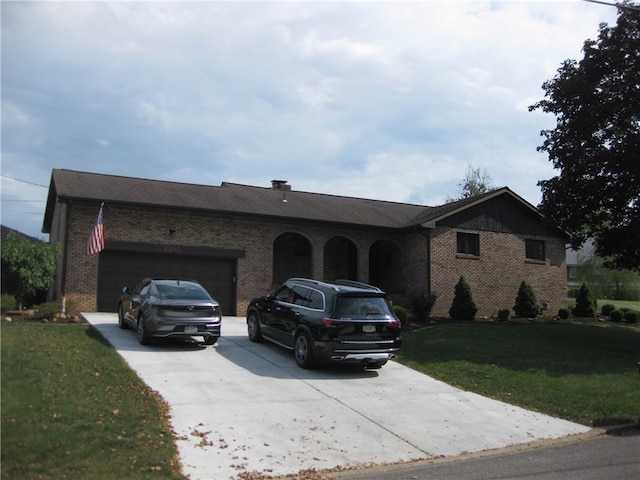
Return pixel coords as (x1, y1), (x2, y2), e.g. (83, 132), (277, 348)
(271, 180), (291, 191)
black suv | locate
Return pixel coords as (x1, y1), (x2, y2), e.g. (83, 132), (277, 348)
(246, 278), (402, 369)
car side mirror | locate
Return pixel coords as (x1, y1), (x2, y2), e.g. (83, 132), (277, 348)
(121, 286), (130, 294)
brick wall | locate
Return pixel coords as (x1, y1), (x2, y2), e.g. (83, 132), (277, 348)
(54, 203), (565, 319)
(56, 203), (429, 315)
(430, 227), (567, 318)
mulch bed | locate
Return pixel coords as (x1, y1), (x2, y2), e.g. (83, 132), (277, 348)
(2, 310), (87, 324)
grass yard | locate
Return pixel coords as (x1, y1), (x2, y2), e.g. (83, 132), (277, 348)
(397, 322), (640, 427)
(1, 323), (185, 480)
(2, 321), (639, 479)
(596, 299), (640, 312)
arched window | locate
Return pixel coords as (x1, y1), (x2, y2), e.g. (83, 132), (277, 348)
(369, 240), (403, 293)
(272, 232), (312, 285)
(324, 236), (358, 281)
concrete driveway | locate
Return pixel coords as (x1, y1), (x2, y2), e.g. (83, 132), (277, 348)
(83, 313), (590, 480)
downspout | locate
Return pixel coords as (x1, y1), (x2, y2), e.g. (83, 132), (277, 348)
(60, 199), (71, 302)
(417, 226), (432, 295)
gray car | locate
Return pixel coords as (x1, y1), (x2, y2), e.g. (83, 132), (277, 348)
(118, 278), (222, 345)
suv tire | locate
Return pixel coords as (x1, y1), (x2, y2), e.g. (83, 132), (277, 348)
(247, 311), (264, 342)
(294, 331), (316, 369)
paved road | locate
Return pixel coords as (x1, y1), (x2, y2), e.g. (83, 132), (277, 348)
(335, 429), (640, 479)
(84, 313), (591, 480)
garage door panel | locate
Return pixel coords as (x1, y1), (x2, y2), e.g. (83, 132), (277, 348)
(98, 252), (236, 315)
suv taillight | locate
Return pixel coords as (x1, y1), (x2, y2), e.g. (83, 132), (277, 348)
(322, 318), (340, 327)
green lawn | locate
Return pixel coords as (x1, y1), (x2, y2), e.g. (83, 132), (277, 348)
(596, 299), (640, 312)
(397, 322), (640, 427)
(2, 321), (639, 479)
(1, 323), (185, 480)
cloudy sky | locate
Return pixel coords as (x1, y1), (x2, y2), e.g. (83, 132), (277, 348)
(1, 0), (619, 239)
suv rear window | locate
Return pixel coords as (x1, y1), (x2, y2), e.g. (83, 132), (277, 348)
(335, 296), (392, 317)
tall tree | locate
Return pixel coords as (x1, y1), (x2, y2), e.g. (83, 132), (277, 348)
(446, 163), (494, 203)
(529, 6), (640, 270)
(1, 232), (58, 308)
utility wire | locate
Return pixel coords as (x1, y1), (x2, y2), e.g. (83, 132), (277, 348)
(0, 174), (48, 188)
(1, 210), (43, 215)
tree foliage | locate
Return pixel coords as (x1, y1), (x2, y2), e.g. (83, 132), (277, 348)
(513, 281), (540, 318)
(529, 7), (640, 270)
(1, 232), (58, 308)
(577, 248), (640, 300)
(449, 276), (477, 321)
(446, 163), (494, 203)
(573, 283), (597, 317)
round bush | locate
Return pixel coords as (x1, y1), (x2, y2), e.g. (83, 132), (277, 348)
(623, 310), (639, 324)
(1, 294), (17, 312)
(601, 304), (616, 316)
(393, 305), (409, 325)
(497, 308), (511, 322)
(558, 308), (570, 320)
(609, 310), (623, 323)
(35, 302), (61, 319)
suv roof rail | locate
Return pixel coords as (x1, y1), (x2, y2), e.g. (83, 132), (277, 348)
(288, 277), (320, 285)
(331, 279), (383, 292)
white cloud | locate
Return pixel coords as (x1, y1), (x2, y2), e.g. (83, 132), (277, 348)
(0, 0), (620, 237)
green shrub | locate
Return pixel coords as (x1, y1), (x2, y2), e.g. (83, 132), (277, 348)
(513, 281), (540, 318)
(558, 308), (570, 320)
(609, 310), (623, 323)
(449, 276), (477, 321)
(35, 302), (61, 319)
(572, 283), (596, 317)
(392, 305), (409, 325)
(1, 294), (17, 312)
(409, 291), (436, 321)
(497, 308), (511, 322)
(623, 310), (639, 324)
(601, 304), (616, 316)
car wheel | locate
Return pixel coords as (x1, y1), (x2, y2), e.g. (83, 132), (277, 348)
(247, 311), (263, 342)
(137, 316), (151, 345)
(202, 336), (217, 345)
(294, 331), (316, 369)
(117, 303), (128, 330)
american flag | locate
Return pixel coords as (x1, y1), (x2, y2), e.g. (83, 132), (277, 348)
(87, 203), (105, 255)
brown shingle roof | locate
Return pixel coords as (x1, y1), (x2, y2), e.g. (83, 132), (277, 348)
(43, 169), (433, 232)
(43, 169), (549, 235)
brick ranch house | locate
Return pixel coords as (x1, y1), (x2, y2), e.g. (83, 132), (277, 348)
(43, 169), (568, 318)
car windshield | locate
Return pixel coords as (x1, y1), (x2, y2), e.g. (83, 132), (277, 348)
(155, 282), (211, 301)
(335, 296), (392, 317)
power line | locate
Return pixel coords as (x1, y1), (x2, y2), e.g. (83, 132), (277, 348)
(0, 174), (48, 188)
(1, 210), (44, 215)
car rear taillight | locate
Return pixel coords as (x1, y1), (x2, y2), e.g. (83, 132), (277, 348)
(388, 318), (401, 328)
